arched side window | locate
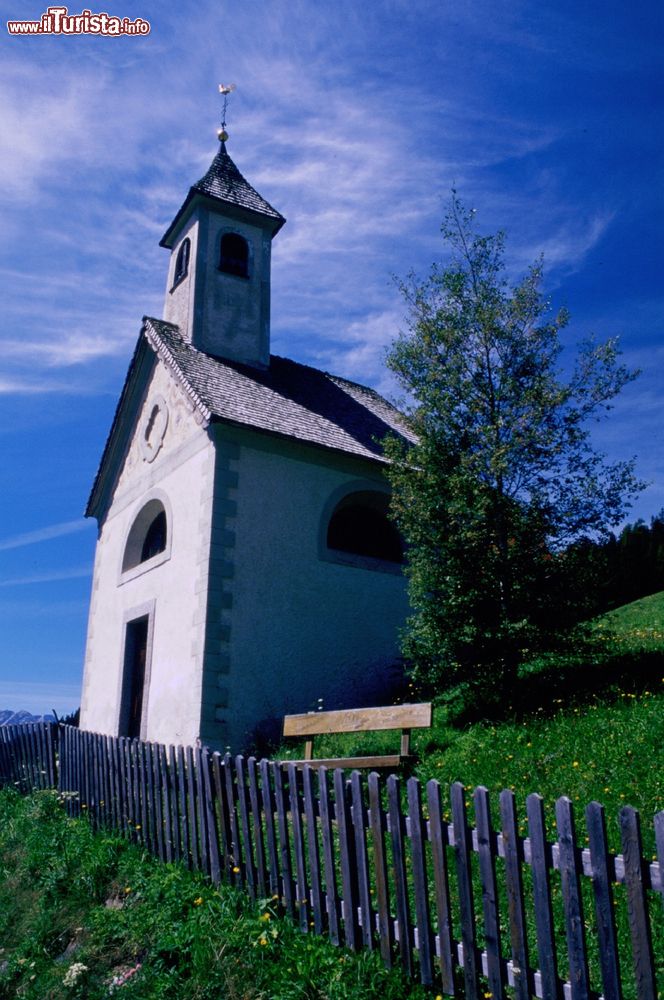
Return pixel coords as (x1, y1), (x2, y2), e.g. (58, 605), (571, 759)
(219, 232), (249, 278)
(122, 498), (170, 577)
(172, 237), (190, 289)
(140, 509), (166, 563)
(326, 490), (404, 567)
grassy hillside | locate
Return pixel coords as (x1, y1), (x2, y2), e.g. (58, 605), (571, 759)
(416, 592), (664, 846)
(600, 589), (664, 653)
(280, 592), (664, 849)
(1, 594), (662, 998)
(0, 789), (427, 1000)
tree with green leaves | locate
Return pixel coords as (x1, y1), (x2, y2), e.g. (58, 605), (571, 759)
(384, 197), (643, 707)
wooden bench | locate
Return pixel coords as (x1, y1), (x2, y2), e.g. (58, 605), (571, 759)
(281, 702), (432, 770)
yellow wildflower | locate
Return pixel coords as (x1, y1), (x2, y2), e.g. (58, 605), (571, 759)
(193, 897), (204, 906)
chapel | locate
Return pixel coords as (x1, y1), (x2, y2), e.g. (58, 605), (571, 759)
(78, 123), (413, 752)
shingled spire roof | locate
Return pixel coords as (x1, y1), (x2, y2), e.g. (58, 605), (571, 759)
(160, 141), (285, 248)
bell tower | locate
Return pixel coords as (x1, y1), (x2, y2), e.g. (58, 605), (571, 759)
(160, 86), (285, 369)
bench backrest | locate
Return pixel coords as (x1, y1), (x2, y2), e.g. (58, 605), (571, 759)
(283, 703), (432, 738)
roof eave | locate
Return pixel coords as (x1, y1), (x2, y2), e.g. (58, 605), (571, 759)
(85, 335), (152, 520)
(160, 187), (285, 249)
(208, 412), (392, 468)
(85, 318), (212, 521)
(142, 316), (211, 424)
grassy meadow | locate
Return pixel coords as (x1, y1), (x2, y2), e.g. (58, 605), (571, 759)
(0, 789), (428, 1000)
(0, 592), (662, 998)
(280, 592), (664, 851)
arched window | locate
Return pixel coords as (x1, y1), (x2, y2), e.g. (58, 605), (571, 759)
(219, 232), (249, 277)
(326, 491), (404, 565)
(140, 509), (166, 563)
(122, 499), (169, 574)
(172, 237), (190, 288)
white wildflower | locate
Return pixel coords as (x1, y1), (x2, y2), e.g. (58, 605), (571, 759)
(63, 962), (88, 987)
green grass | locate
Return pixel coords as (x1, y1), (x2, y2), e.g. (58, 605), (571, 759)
(600, 589), (664, 653)
(277, 593), (663, 998)
(0, 788), (429, 1000)
(415, 690), (663, 850)
(2, 593), (662, 998)
(279, 592), (664, 849)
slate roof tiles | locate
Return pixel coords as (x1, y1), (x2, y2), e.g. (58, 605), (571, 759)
(160, 143), (285, 246)
(193, 143), (284, 223)
(144, 317), (414, 462)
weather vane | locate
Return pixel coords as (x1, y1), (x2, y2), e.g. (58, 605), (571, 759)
(217, 83), (236, 143)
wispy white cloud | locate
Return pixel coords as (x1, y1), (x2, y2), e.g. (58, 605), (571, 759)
(0, 520), (90, 553)
(534, 212), (616, 275)
(0, 567), (92, 587)
(0, 376), (71, 395)
(309, 308), (404, 393)
(1, 334), (133, 368)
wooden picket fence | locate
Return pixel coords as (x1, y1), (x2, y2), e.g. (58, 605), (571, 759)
(0, 721), (57, 791)
(1, 722), (663, 1000)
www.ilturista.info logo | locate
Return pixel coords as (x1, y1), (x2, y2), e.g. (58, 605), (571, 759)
(7, 6), (150, 35)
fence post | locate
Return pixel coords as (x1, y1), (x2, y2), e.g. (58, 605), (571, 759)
(201, 748), (220, 883)
(387, 773), (412, 975)
(499, 788), (530, 1000)
(272, 760), (294, 914)
(259, 758), (279, 896)
(450, 782), (480, 1000)
(247, 757), (268, 898)
(350, 770), (374, 952)
(237, 755), (257, 899)
(318, 766), (341, 946)
(335, 768), (360, 951)
(301, 765), (323, 934)
(474, 785), (504, 1000)
(194, 746), (209, 875)
(427, 779), (455, 994)
(408, 776), (434, 985)
(655, 810), (664, 911)
(526, 792), (558, 1000)
(556, 796), (591, 1000)
(288, 762), (309, 931)
(619, 806), (657, 1000)
(586, 801), (622, 1000)
(368, 771), (394, 967)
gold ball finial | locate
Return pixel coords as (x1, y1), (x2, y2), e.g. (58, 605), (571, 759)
(217, 128), (229, 143)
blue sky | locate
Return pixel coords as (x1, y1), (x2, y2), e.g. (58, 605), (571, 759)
(0, 0), (662, 714)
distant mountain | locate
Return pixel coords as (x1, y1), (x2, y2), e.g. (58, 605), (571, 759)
(0, 710), (56, 727)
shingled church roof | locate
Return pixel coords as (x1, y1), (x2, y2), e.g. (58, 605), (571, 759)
(144, 318), (413, 458)
(160, 142), (285, 248)
(86, 319), (414, 517)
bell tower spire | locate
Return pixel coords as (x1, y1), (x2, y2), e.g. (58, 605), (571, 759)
(159, 87), (285, 369)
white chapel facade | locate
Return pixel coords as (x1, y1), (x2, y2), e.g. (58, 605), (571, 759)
(79, 132), (413, 752)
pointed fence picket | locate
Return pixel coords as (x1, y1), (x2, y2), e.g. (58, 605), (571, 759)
(1, 722), (662, 999)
